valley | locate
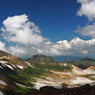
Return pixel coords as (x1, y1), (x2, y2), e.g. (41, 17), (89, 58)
(0, 50), (95, 95)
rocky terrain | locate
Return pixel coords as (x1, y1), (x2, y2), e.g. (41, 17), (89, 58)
(0, 50), (95, 95)
(17, 84), (95, 95)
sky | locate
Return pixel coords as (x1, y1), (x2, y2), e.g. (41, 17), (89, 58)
(0, 0), (95, 58)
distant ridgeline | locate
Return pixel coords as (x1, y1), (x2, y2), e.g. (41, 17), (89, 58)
(64, 57), (95, 69)
(80, 57), (95, 62)
(52, 56), (84, 62)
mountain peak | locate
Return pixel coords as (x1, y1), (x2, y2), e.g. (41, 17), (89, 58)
(80, 57), (95, 62)
(28, 54), (59, 63)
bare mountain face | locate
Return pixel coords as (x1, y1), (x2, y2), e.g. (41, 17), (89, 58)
(0, 50), (28, 67)
(0, 50), (34, 94)
(28, 54), (59, 63)
(0, 50), (95, 95)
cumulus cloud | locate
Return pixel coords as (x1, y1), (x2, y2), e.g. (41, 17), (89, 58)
(53, 37), (95, 56)
(0, 14), (50, 58)
(76, 23), (95, 38)
(1, 14), (47, 45)
(77, 0), (95, 21)
(76, 0), (95, 38)
(1, 14), (95, 58)
(76, 0), (95, 57)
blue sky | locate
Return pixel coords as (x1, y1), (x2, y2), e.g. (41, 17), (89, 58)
(0, 0), (95, 58)
(0, 0), (86, 42)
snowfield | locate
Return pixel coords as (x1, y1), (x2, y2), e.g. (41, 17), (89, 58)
(70, 77), (93, 85)
(33, 68), (95, 89)
(33, 77), (63, 89)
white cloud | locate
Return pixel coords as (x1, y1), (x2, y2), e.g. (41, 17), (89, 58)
(1, 14), (95, 58)
(0, 41), (6, 51)
(76, 23), (95, 38)
(70, 37), (95, 50)
(55, 40), (71, 50)
(1, 14), (47, 45)
(53, 37), (95, 56)
(77, 0), (95, 21)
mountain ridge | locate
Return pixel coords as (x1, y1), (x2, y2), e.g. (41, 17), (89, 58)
(52, 56), (84, 62)
(80, 57), (95, 62)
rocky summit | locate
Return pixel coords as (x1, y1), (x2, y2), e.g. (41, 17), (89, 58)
(0, 50), (95, 95)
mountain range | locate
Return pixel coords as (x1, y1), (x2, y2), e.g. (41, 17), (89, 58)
(80, 57), (95, 62)
(52, 56), (84, 62)
(0, 50), (95, 95)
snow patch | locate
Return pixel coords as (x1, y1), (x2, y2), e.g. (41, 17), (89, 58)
(14, 82), (30, 88)
(0, 91), (4, 95)
(25, 61), (35, 68)
(72, 69), (82, 74)
(70, 77), (93, 85)
(16, 65), (24, 69)
(34, 77), (63, 89)
(0, 61), (8, 64)
(0, 80), (7, 86)
(0, 61), (14, 70)
(11, 64), (16, 68)
(0, 61), (8, 68)
(83, 69), (95, 74)
(0, 66), (3, 69)
(15, 83), (26, 87)
(72, 69), (95, 75)
(6, 65), (14, 70)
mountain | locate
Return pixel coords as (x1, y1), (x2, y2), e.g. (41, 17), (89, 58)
(80, 57), (95, 62)
(0, 51), (72, 94)
(0, 50), (27, 67)
(0, 50), (34, 94)
(28, 54), (59, 63)
(63, 57), (95, 69)
(0, 50), (95, 95)
(52, 56), (84, 62)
